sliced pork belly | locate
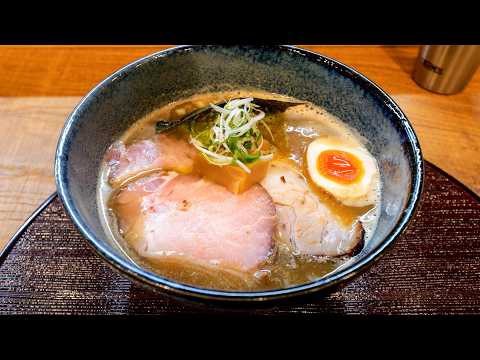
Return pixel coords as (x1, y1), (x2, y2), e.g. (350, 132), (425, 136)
(110, 172), (276, 273)
(260, 161), (364, 257)
(105, 134), (196, 186)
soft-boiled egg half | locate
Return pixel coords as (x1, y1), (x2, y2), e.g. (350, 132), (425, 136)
(306, 137), (379, 207)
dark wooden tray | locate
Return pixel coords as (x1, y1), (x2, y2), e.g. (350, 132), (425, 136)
(1, 161), (480, 315)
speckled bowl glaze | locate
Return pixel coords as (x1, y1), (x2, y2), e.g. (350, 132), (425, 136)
(55, 45), (424, 302)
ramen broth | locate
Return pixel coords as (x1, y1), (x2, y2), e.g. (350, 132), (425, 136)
(98, 89), (381, 291)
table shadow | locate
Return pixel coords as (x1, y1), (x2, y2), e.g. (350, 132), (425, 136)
(381, 45), (419, 76)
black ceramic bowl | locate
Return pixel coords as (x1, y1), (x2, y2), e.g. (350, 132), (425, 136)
(55, 45), (424, 302)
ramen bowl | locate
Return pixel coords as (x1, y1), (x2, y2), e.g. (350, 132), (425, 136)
(55, 45), (424, 302)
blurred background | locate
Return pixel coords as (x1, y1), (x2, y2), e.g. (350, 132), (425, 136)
(0, 45), (479, 249)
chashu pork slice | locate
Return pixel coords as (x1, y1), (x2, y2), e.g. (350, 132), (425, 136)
(105, 133), (197, 187)
(110, 172), (277, 273)
(260, 161), (364, 257)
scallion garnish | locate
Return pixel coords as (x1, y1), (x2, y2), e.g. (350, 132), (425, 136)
(189, 98), (274, 172)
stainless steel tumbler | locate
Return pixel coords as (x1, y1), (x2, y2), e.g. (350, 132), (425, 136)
(412, 45), (480, 95)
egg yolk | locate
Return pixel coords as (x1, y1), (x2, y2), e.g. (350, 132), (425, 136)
(316, 150), (364, 184)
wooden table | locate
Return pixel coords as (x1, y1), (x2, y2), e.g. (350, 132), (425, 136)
(1, 45), (479, 250)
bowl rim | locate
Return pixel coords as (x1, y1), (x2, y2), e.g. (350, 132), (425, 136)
(55, 45), (424, 302)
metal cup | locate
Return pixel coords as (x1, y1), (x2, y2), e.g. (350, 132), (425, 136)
(412, 45), (480, 95)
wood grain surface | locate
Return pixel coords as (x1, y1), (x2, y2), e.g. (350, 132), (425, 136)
(1, 162), (479, 315)
(1, 45), (479, 250)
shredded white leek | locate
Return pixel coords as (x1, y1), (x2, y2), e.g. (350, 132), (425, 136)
(235, 159), (251, 173)
(189, 98), (274, 173)
(191, 138), (233, 164)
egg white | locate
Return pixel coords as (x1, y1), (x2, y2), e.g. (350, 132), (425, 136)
(306, 137), (379, 207)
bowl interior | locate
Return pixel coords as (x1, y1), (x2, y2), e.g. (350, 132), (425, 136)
(55, 45), (423, 300)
